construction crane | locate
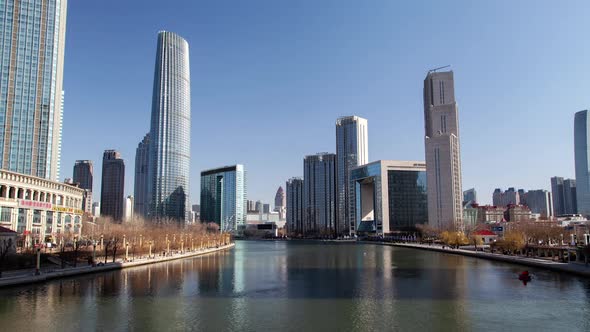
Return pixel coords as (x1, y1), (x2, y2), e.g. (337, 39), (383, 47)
(428, 65), (451, 74)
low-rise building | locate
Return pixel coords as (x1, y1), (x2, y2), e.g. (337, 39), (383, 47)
(505, 204), (532, 222)
(0, 170), (85, 248)
(473, 204), (505, 223)
(0, 226), (17, 253)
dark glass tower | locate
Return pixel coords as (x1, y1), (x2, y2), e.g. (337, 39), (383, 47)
(148, 31), (191, 223)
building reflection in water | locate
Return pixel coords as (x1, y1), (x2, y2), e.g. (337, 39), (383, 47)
(1, 242), (590, 331)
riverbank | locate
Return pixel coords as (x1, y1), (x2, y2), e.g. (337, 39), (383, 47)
(363, 241), (590, 277)
(0, 243), (235, 288)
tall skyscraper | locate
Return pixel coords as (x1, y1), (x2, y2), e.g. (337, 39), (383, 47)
(73, 160), (93, 190)
(134, 133), (150, 218)
(551, 177), (565, 216)
(551, 177), (577, 216)
(200, 165), (246, 232)
(286, 177), (304, 235)
(148, 31), (191, 223)
(563, 179), (577, 214)
(100, 150), (125, 221)
(336, 116), (368, 236)
(423, 70), (463, 229)
(274, 186), (286, 210)
(575, 110), (590, 217)
(0, 0), (68, 180)
(73, 160), (93, 215)
(303, 153), (337, 235)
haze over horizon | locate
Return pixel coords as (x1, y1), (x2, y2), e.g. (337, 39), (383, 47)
(60, 1), (589, 205)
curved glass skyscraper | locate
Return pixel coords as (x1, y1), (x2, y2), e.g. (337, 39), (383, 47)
(574, 110), (590, 217)
(148, 31), (191, 223)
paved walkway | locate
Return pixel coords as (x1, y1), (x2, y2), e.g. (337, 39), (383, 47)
(362, 241), (590, 277)
(0, 243), (235, 288)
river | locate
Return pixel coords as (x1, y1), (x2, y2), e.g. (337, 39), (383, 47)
(0, 241), (588, 331)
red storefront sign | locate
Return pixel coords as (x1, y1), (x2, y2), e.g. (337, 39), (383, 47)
(18, 199), (52, 210)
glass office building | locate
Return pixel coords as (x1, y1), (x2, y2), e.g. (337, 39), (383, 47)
(0, 0), (68, 181)
(335, 116), (368, 236)
(148, 31), (191, 223)
(303, 153), (337, 236)
(200, 165), (246, 232)
(350, 160), (427, 235)
(575, 110), (590, 217)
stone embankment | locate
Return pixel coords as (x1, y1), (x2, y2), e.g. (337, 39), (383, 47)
(363, 241), (590, 277)
(0, 243), (235, 288)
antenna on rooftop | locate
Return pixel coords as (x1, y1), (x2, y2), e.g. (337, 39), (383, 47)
(428, 65), (451, 74)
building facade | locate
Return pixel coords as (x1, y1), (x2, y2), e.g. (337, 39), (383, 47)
(286, 177), (304, 235)
(0, 169), (84, 248)
(73, 160), (93, 215)
(575, 110), (590, 217)
(303, 153), (337, 236)
(523, 189), (553, 217)
(336, 116), (368, 236)
(0, 0), (68, 181)
(200, 165), (246, 232)
(423, 70), (463, 230)
(148, 31), (191, 223)
(73, 160), (92, 190)
(350, 160), (427, 235)
(100, 150), (125, 221)
(492, 188), (521, 207)
(463, 188), (477, 204)
(564, 179), (577, 214)
(133, 133), (149, 218)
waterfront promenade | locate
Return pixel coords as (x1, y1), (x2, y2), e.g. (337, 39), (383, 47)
(0, 243), (235, 288)
(364, 241), (590, 277)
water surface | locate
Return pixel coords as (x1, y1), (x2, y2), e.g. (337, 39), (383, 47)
(0, 241), (588, 331)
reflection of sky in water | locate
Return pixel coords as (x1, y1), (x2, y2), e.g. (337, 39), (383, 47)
(0, 241), (589, 331)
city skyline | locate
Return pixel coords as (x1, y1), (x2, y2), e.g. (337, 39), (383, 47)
(58, 1), (587, 205)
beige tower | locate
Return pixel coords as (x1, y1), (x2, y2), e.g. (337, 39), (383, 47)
(423, 70), (463, 230)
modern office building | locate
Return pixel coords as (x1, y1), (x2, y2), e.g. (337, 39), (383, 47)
(148, 31), (191, 223)
(73, 160), (93, 191)
(255, 200), (262, 213)
(200, 165), (246, 232)
(423, 70), (463, 230)
(100, 150), (125, 221)
(552, 176), (578, 216)
(524, 190), (553, 217)
(0, 0), (68, 181)
(350, 160), (427, 234)
(286, 177), (304, 235)
(492, 188), (520, 207)
(73, 160), (93, 214)
(263, 203), (271, 214)
(133, 133), (150, 218)
(336, 116), (368, 236)
(564, 179), (577, 214)
(463, 188), (477, 204)
(303, 153), (337, 235)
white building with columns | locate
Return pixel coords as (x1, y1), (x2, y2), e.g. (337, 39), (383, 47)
(0, 169), (85, 248)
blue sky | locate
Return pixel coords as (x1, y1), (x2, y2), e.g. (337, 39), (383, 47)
(61, 0), (590, 205)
